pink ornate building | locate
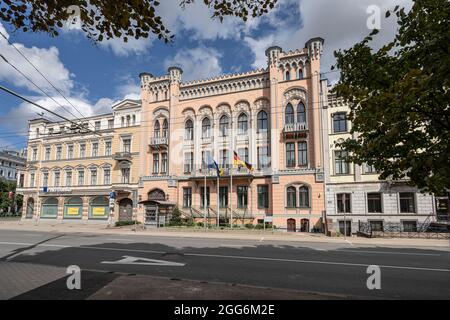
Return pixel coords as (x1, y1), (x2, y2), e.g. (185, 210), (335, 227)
(138, 38), (327, 231)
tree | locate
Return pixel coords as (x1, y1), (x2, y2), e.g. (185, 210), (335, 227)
(0, 179), (19, 214)
(0, 0), (277, 43)
(332, 0), (450, 195)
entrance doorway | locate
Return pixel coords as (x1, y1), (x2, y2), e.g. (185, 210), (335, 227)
(339, 220), (352, 236)
(300, 218), (310, 232)
(119, 198), (133, 221)
(287, 218), (296, 232)
(25, 198), (34, 219)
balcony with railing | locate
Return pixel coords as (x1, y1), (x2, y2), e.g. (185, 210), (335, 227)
(113, 152), (132, 161)
(149, 136), (168, 149)
(284, 122), (308, 135)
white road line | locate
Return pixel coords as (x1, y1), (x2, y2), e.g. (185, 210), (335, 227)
(220, 244), (256, 248)
(105, 238), (134, 242)
(1, 241), (448, 273)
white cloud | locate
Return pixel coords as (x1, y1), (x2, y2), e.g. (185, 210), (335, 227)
(244, 0), (413, 81)
(0, 24), (74, 94)
(159, 0), (244, 41)
(0, 24), (139, 136)
(98, 36), (153, 57)
(164, 46), (222, 81)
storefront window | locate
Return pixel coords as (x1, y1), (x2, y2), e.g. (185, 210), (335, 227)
(64, 197), (83, 219)
(41, 197), (58, 218)
(89, 196), (109, 219)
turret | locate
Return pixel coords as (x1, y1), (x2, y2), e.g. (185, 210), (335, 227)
(305, 37), (324, 61)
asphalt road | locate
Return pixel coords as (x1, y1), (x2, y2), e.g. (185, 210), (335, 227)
(0, 229), (449, 299)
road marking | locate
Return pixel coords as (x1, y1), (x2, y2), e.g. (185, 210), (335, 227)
(106, 238), (134, 242)
(101, 255), (185, 266)
(1, 242), (448, 273)
(220, 244), (256, 248)
(345, 239), (354, 247)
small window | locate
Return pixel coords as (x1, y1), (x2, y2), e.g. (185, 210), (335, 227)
(402, 221), (417, 232)
(258, 185), (269, 208)
(286, 143), (295, 167)
(298, 142), (307, 166)
(238, 113), (248, 135)
(285, 103), (294, 124)
(367, 193), (382, 213)
(257, 111), (268, 133)
(286, 186), (296, 208)
(400, 192), (416, 213)
(333, 113), (348, 133)
(95, 121), (101, 131)
(202, 118), (211, 139)
(335, 150), (349, 174)
(185, 119), (194, 140)
(285, 71), (290, 81)
(299, 186), (310, 207)
(337, 193), (351, 213)
(219, 115), (229, 137)
(183, 188), (192, 208)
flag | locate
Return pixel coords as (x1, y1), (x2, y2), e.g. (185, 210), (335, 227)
(233, 151), (253, 172)
(206, 154), (223, 177)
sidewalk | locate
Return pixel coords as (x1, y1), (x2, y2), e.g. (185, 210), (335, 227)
(1, 220), (449, 249)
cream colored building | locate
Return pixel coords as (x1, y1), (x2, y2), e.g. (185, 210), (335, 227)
(321, 93), (437, 235)
(137, 38), (327, 231)
(17, 99), (141, 223)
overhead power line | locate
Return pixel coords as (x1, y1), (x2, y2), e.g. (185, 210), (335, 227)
(0, 84), (100, 136)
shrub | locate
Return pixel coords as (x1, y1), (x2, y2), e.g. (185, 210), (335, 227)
(115, 220), (141, 227)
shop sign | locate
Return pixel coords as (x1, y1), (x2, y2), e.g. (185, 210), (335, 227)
(66, 207), (80, 215)
(42, 187), (72, 194)
(92, 207), (106, 216)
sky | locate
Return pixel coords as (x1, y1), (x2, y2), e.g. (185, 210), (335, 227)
(0, 0), (411, 151)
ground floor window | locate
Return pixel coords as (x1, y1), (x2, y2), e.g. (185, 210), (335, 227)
(41, 197), (58, 218)
(200, 187), (210, 208)
(370, 220), (384, 232)
(337, 193), (351, 213)
(64, 197), (83, 219)
(402, 220), (417, 232)
(89, 196), (109, 219)
(183, 188), (192, 208)
(219, 186), (228, 208)
(257, 185), (269, 208)
(339, 220), (351, 236)
(237, 186), (248, 208)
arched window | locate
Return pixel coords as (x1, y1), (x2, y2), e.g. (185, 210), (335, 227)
(202, 117), (211, 139)
(162, 119), (168, 138)
(154, 120), (160, 137)
(257, 110), (268, 133)
(297, 102), (306, 123)
(121, 116), (125, 127)
(219, 115), (229, 137)
(126, 115), (131, 127)
(285, 71), (290, 81)
(298, 67), (303, 79)
(299, 186), (310, 207)
(185, 119), (194, 140)
(89, 196), (109, 219)
(238, 113), (248, 135)
(41, 197), (58, 218)
(286, 186), (297, 208)
(285, 103), (294, 124)
(64, 197), (83, 218)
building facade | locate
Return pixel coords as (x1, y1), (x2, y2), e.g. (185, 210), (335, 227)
(321, 94), (437, 235)
(0, 149), (26, 182)
(137, 39), (327, 231)
(17, 99), (141, 223)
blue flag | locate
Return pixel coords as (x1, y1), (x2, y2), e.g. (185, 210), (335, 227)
(206, 154), (223, 177)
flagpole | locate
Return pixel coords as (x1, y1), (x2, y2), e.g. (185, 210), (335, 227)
(204, 167), (207, 230)
(217, 174), (220, 228)
(230, 114), (234, 229)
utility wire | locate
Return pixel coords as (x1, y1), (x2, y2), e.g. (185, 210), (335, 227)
(0, 84), (100, 136)
(0, 30), (89, 120)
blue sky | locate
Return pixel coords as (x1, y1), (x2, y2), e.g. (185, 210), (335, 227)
(0, 0), (409, 151)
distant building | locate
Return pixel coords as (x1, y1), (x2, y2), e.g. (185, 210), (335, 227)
(0, 149), (26, 182)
